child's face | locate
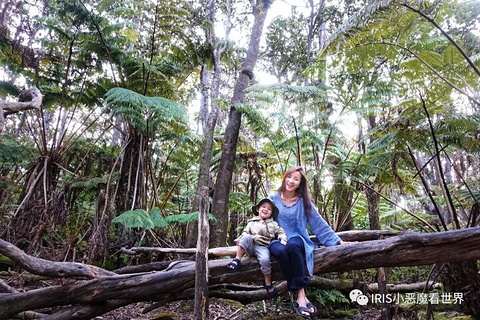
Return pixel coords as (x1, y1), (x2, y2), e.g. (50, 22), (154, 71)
(258, 202), (273, 220)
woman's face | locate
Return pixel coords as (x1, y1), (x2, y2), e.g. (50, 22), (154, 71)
(285, 171), (302, 192)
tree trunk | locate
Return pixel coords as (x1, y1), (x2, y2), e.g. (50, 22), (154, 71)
(210, 0), (274, 247)
(366, 182), (390, 319)
(185, 0), (225, 248)
(2, 228), (480, 319)
(194, 186), (210, 319)
(365, 184), (381, 230)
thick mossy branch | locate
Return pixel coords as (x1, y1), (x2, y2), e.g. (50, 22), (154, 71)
(1, 228), (480, 319)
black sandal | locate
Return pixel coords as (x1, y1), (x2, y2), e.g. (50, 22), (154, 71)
(289, 291), (314, 318)
(226, 258), (241, 270)
(263, 282), (278, 298)
(303, 288), (317, 315)
(291, 302), (311, 319)
(306, 301), (317, 316)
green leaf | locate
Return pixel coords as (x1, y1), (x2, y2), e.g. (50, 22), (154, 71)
(112, 209), (155, 229)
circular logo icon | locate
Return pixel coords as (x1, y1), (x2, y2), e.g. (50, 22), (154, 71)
(349, 289), (368, 305)
(356, 295), (369, 306)
(349, 289), (363, 302)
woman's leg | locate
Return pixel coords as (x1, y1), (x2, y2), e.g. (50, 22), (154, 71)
(285, 236), (309, 291)
(276, 237), (312, 316)
(269, 240), (291, 282)
(270, 236), (309, 292)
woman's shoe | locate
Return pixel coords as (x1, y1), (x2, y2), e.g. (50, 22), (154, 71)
(306, 301), (317, 316)
(291, 302), (311, 319)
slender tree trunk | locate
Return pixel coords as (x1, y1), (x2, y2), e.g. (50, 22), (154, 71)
(210, 0), (274, 247)
(185, 0), (225, 248)
(366, 183), (391, 319)
(365, 185), (380, 230)
(194, 187), (210, 319)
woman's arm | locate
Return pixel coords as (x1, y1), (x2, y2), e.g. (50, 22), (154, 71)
(307, 203), (341, 247)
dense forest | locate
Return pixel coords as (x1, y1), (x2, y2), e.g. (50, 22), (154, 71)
(1, 0), (480, 319)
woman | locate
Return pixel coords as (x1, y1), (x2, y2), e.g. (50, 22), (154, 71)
(269, 166), (343, 319)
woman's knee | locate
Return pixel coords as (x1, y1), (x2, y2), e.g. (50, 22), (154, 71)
(286, 238), (303, 253)
(270, 241), (287, 256)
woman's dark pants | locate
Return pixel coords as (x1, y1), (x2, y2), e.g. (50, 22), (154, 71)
(270, 236), (309, 292)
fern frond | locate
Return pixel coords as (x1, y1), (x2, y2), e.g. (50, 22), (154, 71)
(112, 207), (170, 229)
(165, 212), (217, 225)
(322, 0), (402, 51)
(104, 87), (186, 133)
(112, 209), (155, 229)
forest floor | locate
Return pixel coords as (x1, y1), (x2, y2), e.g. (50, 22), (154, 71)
(95, 298), (390, 320)
(100, 296), (473, 320)
(99, 296), (380, 320)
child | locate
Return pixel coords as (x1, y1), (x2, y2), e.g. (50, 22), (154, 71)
(226, 198), (287, 298)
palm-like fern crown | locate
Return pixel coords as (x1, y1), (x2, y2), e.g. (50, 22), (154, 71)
(104, 87), (187, 135)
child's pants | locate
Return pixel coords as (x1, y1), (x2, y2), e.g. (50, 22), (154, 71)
(238, 234), (272, 274)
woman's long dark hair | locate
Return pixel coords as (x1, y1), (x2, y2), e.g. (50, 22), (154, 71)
(277, 166), (312, 215)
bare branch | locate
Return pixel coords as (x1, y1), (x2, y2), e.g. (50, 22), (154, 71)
(0, 87), (42, 133)
(3, 87), (42, 115)
(0, 238), (115, 278)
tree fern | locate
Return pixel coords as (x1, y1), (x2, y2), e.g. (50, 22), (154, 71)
(322, 0), (401, 52)
(112, 207), (168, 229)
(104, 87), (186, 134)
(165, 212), (217, 225)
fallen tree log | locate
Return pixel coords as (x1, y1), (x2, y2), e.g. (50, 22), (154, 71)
(0, 238), (115, 278)
(0, 228), (479, 320)
(308, 276), (441, 293)
(120, 229), (401, 258)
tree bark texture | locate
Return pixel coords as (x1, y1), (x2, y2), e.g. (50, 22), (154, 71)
(0, 88), (42, 135)
(210, 0), (274, 247)
(1, 227), (480, 319)
(194, 186), (210, 319)
(185, 0), (223, 248)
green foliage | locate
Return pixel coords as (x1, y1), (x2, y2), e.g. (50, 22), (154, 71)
(0, 82), (21, 97)
(104, 87), (187, 135)
(381, 206), (436, 231)
(228, 192), (251, 214)
(112, 208), (217, 230)
(0, 135), (37, 172)
(262, 14), (310, 84)
(112, 207), (167, 229)
(310, 288), (350, 312)
(350, 195), (369, 230)
(389, 266), (431, 283)
(166, 212), (217, 224)
(0, 254), (13, 266)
